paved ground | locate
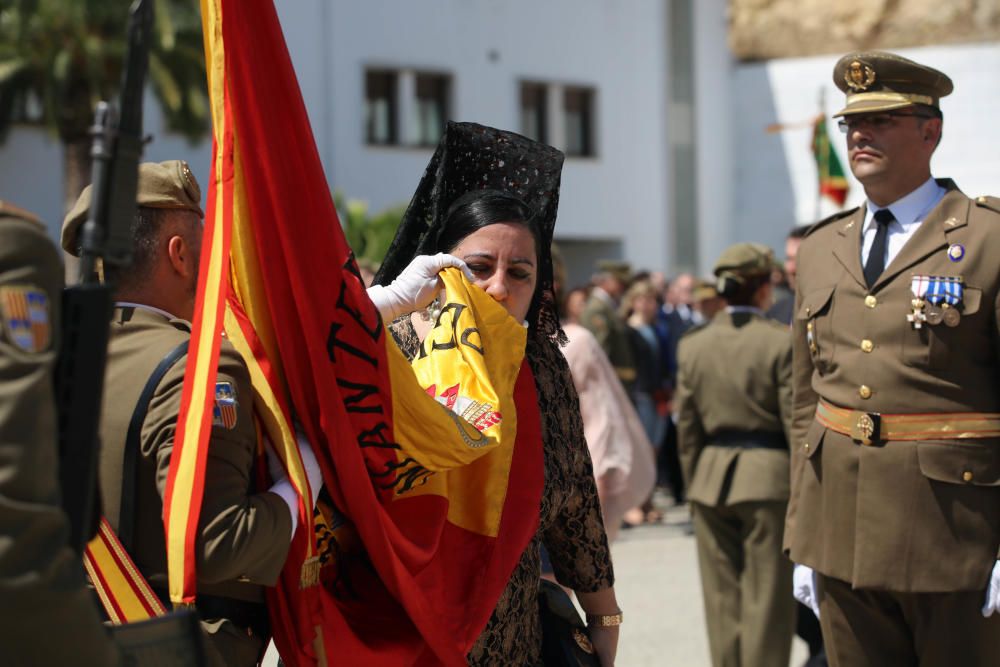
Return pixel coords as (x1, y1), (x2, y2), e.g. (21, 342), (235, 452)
(265, 499), (810, 666)
(612, 501), (809, 666)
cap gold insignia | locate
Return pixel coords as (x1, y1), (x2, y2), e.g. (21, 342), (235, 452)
(181, 161), (194, 187)
(845, 60), (876, 92)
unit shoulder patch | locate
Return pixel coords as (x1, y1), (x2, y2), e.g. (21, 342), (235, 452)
(0, 284), (51, 353)
(212, 381), (239, 430)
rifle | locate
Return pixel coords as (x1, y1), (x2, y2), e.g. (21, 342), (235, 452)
(54, 3), (206, 663)
(54, 0), (152, 555)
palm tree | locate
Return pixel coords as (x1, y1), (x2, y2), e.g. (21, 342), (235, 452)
(0, 0), (208, 214)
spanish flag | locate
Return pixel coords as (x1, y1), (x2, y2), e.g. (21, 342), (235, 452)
(812, 115), (850, 206)
(162, 1), (543, 665)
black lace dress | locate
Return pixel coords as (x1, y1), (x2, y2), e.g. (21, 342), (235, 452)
(389, 318), (615, 666)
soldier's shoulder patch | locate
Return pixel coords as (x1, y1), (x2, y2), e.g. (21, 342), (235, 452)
(973, 195), (1000, 216)
(0, 284), (51, 353)
(805, 207), (860, 237)
(212, 381), (239, 429)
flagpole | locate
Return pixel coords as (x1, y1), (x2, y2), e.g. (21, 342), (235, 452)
(815, 86), (825, 222)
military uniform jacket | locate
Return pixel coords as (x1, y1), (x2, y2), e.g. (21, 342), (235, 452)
(786, 180), (1000, 593)
(99, 307), (291, 603)
(675, 310), (793, 507)
(580, 290), (637, 387)
(0, 212), (121, 665)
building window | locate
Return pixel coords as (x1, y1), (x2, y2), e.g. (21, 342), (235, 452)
(564, 87), (595, 157)
(365, 70), (398, 145)
(520, 83), (548, 143)
(414, 73), (450, 147)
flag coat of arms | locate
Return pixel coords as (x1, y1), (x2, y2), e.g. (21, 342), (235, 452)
(161, 1), (545, 664)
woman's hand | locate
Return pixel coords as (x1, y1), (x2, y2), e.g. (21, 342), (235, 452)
(366, 253), (472, 321)
(588, 624), (619, 666)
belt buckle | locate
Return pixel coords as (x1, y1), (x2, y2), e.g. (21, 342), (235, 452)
(851, 411), (881, 445)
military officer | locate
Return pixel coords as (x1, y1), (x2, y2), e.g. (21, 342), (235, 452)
(62, 161), (322, 666)
(675, 243), (795, 667)
(0, 202), (122, 665)
(787, 52), (1000, 666)
(580, 259), (637, 391)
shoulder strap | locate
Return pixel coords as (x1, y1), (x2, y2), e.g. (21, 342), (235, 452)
(119, 340), (189, 552)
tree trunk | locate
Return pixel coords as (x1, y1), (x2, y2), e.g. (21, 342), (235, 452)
(62, 138), (92, 283)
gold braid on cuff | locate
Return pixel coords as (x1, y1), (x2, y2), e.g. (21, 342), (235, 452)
(586, 611), (623, 627)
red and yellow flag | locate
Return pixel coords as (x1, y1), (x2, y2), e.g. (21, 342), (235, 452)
(164, 1), (544, 664)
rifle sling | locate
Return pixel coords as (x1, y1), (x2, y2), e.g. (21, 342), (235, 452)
(120, 340), (189, 552)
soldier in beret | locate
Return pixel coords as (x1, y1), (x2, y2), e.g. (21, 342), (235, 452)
(676, 242), (795, 667)
(63, 161), (323, 666)
(0, 202), (123, 665)
(580, 259), (638, 393)
(787, 51), (1000, 665)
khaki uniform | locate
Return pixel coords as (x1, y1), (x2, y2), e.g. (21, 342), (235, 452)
(99, 306), (292, 665)
(0, 205), (121, 666)
(580, 290), (636, 389)
(787, 183), (1000, 664)
(676, 309), (795, 667)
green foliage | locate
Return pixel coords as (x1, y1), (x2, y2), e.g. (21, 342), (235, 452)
(334, 189), (406, 265)
(0, 0), (208, 144)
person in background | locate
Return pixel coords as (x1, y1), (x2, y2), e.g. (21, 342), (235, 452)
(676, 243), (795, 667)
(692, 279), (725, 321)
(767, 226), (808, 325)
(562, 285), (591, 326)
(581, 260), (637, 395)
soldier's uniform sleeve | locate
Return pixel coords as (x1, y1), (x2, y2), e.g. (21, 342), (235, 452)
(145, 342), (293, 585)
(675, 335), (706, 486)
(0, 218), (121, 665)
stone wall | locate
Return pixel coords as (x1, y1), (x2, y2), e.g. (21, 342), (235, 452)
(729, 0), (1000, 61)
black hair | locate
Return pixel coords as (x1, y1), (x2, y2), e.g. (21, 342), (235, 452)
(437, 189), (541, 254)
(435, 189), (547, 324)
(718, 273), (770, 307)
(105, 206), (168, 288)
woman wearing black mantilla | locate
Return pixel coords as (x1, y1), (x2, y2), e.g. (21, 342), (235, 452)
(373, 122), (621, 666)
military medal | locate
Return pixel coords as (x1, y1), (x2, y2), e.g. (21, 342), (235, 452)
(942, 304), (961, 327)
(907, 298), (927, 329)
(911, 275), (964, 327)
(948, 244), (965, 262)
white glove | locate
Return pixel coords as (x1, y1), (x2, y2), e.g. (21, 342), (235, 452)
(793, 563), (821, 619)
(366, 253), (473, 321)
(266, 429), (324, 538)
(982, 560), (1000, 617)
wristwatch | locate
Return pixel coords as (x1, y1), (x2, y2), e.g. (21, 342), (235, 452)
(586, 610), (623, 627)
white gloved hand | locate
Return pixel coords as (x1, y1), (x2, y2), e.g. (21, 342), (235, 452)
(295, 427), (323, 506)
(793, 563), (821, 619)
(366, 253), (473, 321)
(981, 560), (1000, 617)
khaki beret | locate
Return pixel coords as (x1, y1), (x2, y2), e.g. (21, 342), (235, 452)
(62, 160), (203, 255)
(692, 279), (718, 302)
(713, 242), (777, 282)
(595, 259), (632, 284)
(833, 51), (953, 117)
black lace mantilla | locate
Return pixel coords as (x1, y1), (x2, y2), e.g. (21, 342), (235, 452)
(374, 121), (568, 345)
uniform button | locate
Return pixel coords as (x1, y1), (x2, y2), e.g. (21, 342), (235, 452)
(861, 339), (874, 353)
(806, 306), (812, 316)
(963, 471), (974, 482)
(859, 385), (872, 399)
(865, 295), (877, 308)
(803, 442), (810, 452)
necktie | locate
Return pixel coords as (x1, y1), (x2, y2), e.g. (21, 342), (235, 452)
(864, 209), (894, 287)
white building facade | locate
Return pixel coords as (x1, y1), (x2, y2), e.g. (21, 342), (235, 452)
(5, 1), (995, 281)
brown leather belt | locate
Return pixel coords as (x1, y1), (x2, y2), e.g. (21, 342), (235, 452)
(816, 399), (1000, 445)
